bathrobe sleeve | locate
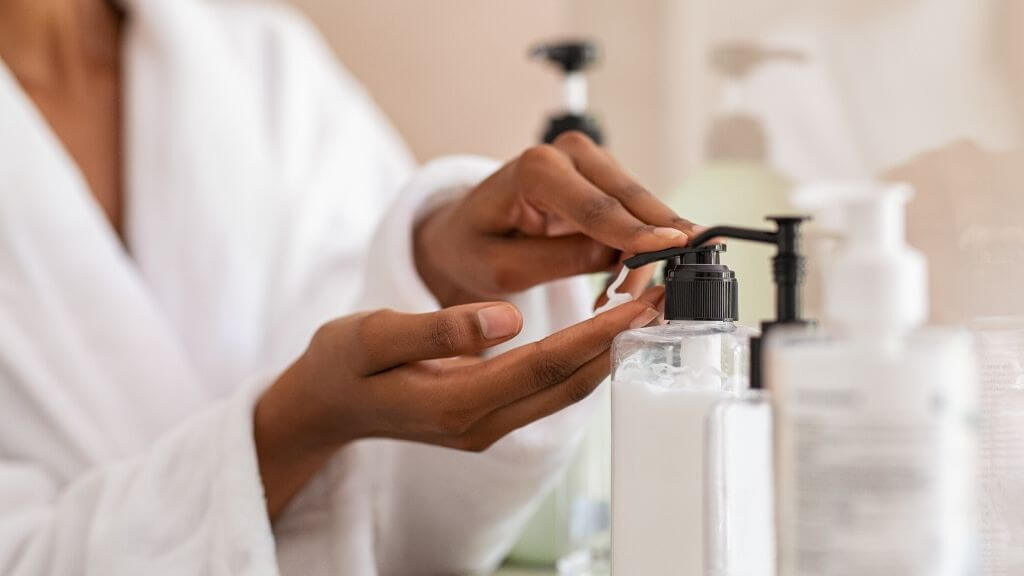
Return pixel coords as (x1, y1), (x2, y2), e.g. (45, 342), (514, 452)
(0, 3), (595, 574)
(0, 381), (278, 575)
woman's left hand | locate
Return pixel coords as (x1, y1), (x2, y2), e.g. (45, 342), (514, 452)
(414, 131), (698, 307)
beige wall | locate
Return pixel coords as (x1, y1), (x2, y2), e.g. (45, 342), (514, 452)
(284, 0), (706, 195)
(287, 1), (572, 162)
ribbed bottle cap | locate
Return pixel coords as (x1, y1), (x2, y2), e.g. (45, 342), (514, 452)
(664, 244), (738, 321)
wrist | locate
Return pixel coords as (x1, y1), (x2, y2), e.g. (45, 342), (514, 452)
(254, 357), (343, 519)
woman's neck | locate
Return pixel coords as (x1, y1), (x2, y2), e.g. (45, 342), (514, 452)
(0, 0), (121, 86)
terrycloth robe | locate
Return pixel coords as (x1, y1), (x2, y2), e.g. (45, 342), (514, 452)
(0, 1), (593, 574)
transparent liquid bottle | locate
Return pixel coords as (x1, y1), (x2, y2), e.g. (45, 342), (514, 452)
(705, 387), (774, 576)
(611, 244), (753, 576)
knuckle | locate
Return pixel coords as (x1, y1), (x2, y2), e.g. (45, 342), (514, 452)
(566, 377), (599, 404)
(528, 350), (577, 389)
(671, 216), (697, 230)
(579, 195), (621, 227)
(427, 313), (466, 355)
(311, 319), (341, 346)
(517, 145), (562, 178)
(310, 319), (347, 363)
(553, 130), (592, 151)
(624, 224), (659, 253)
(350, 308), (391, 349)
(618, 182), (650, 201)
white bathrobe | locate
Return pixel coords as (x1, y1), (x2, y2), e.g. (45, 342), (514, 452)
(0, 0), (593, 574)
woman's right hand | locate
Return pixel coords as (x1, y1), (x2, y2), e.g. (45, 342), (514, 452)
(254, 290), (663, 518)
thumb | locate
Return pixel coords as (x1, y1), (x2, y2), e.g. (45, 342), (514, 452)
(350, 302), (523, 375)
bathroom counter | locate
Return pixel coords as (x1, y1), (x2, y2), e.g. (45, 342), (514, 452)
(494, 565), (556, 576)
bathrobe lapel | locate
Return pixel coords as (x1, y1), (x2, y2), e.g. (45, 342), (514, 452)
(0, 63), (210, 472)
(0, 0), (277, 471)
(122, 0), (284, 393)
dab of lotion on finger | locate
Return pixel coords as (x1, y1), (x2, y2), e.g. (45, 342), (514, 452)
(594, 267), (633, 315)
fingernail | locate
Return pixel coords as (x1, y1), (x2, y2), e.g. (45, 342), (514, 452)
(652, 227), (686, 240)
(629, 307), (661, 329)
(478, 305), (520, 339)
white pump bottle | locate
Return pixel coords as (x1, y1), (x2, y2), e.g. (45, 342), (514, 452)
(768, 183), (977, 576)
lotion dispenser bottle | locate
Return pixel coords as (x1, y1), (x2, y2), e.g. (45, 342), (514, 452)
(767, 183), (978, 576)
(700, 216), (812, 576)
(611, 217), (809, 576)
(611, 243), (753, 576)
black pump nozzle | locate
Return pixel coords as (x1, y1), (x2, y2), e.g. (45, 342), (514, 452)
(531, 41), (599, 73)
(530, 40), (604, 145)
(626, 216), (811, 389)
(663, 244), (739, 322)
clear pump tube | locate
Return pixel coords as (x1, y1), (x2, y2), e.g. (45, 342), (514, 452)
(564, 72), (588, 115)
(705, 389), (774, 576)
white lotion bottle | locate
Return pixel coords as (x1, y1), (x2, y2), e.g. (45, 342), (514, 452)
(611, 244), (753, 576)
(769, 183), (978, 576)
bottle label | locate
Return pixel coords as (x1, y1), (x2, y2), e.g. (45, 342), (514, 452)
(975, 324), (1024, 575)
(774, 347), (975, 576)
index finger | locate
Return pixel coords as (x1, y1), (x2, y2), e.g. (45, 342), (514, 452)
(515, 147), (688, 254)
(347, 303), (522, 375)
(552, 131), (702, 238)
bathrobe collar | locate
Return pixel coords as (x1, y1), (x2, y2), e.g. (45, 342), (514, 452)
(0, 0), (275, 458)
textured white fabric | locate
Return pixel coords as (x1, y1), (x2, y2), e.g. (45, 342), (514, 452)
(0, 0), (592, 574)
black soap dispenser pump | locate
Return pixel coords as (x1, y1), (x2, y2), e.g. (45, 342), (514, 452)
(623, 215), (811, 576)
(610, 241), (757, 575)
(625, 215), (811, 388)
(530, 40), (604, 145)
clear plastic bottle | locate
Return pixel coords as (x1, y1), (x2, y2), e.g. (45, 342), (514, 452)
(769, 183), (978, 576)
(611, 244), (753, 576)
(705, 388), (774, 576)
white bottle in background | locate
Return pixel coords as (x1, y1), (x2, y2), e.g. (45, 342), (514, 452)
(769, 183), (977, 576)
(611, 244), (753, 576)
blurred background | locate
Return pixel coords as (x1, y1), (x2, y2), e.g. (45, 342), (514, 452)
(286, 1), (1024, 573)
(288, 0), (1023, 327)
(286, 0), (1019, 197)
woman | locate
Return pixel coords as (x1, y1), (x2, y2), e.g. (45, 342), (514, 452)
(0, 0), (695, 574)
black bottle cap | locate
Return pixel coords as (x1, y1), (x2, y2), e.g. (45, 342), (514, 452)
(663, 244), (738, 322)
(542, 114), (604, 146)
(625, 216), (813, 390)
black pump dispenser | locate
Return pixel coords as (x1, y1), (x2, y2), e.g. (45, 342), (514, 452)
(530, 40), (604, 145)
(663, 244), (738, 322)
(625, 216), (811, 389)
